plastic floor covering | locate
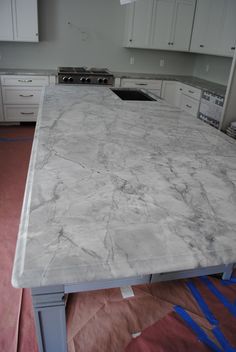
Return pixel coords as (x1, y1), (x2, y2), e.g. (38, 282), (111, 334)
(0, 125), (38, 352)
(1, 125), (236, 352)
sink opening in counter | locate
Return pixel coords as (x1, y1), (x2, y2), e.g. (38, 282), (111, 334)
(111, 88), (157, 101)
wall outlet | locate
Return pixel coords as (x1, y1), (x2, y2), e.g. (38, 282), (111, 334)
(206, 64), (210, 72)
(160, 59), (165, 67)
(130, 56), (134, 65)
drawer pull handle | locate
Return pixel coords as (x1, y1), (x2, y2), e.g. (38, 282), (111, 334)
(19, 94), (34, 97)
(135, 83), (147, 86)
(18, 79), (33, 83)
(231, 47), (235, 50)
(188, 90), (194, 94)
(20, 112), (35, 115)
(186, 104), (192, 109)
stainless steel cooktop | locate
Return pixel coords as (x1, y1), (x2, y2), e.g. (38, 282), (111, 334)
(57, 67), (114, 85)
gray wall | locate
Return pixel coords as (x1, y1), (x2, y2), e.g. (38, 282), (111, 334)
(193, 54), (232, 85)
(0, 0), (194, 75)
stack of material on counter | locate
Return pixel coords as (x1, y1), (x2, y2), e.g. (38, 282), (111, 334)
(226, 121), (236, 139)
(67, 274), (236, 352)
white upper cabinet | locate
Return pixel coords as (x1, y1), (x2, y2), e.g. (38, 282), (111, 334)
(190, 0), (236, 57)
(171, 0), (196, 51)
(124, 0), (154, 48)
(124, 0), (196, 52)
(151, 0), (176, 50)
(152, 0), (195, 51)
(0, 0), (38, 42)
(220, 0), (236, 57)
(0, 0), (14, 41)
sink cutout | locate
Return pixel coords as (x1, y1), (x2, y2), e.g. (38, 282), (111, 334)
(111, 88), (156, 101)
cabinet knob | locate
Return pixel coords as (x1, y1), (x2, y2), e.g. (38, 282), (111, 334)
(200, 44), (204, 48)
(129, 39), (133, 42)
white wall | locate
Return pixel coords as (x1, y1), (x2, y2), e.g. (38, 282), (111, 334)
(0, 0), (194, 75)
(193, 54), (232, 85)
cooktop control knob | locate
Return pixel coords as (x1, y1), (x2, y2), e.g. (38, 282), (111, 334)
(68, 77), (73, 82)
(86, 77), (91, 83)
(103, 78), (108, 84)
(80, 77), (86, 83)
(63, 76), (68, 82)
(97, 78), (103, 84)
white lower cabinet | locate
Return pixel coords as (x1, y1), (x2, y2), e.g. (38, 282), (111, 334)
(161, 80), (201, 117)
(120, 78), (162, 96)
(2, 87), (42, 105)
(161, 81), (182, 107)
(4, 105), (39, 121)
(1, 74), (50, 122)
(180, 94), (200, 116)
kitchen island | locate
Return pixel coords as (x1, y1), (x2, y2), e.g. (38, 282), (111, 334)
(12, 86), (236, 352)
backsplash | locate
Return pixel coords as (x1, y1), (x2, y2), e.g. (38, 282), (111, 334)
(193, 54), (232, 85)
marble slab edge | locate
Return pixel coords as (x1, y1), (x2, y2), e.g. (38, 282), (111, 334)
(0, 68), (57, 76)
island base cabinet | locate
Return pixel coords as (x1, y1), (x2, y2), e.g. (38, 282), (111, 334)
(31, 286), (68, 352)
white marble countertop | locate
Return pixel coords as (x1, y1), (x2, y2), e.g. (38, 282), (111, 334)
(12, 85), (236, 288)
(0, 68), (57, 76)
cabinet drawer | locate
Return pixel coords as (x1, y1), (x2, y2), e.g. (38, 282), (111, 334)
(4, 105), (39, 121)
(2, 87), (42, 104)
(180, 95), (200, 117)
(182, 84), (201, 101)
(1, 75), (49, 86)
(121, 78), (162, 90)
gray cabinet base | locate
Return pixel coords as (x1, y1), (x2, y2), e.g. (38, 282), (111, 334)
(31, 264), (234, 352)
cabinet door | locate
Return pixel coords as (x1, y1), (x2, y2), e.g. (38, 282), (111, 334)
(220, 0), (236, 57)
(190, 0), (226, 55)
(171, 0), (196, 51)
(161, 81), (178, 105)
(0, 0), (14, 41)
(12, 0), (38, 42)
(125, 0), (154, 48)
(151, 0), (176, 50)
(161, 81), (183, 107)
(180, 94), (200, 117)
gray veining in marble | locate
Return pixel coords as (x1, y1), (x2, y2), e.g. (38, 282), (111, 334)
(12, 85), (236, 288)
